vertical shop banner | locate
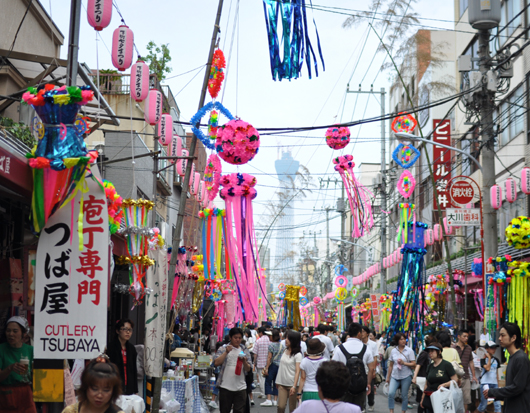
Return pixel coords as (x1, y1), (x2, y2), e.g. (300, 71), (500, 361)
(432, 119), (452, 210)
(35, 178), (109, 358)
(144, 248), (168, 377)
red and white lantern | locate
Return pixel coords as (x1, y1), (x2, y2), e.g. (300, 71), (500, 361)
(169, 135), (182, 164)
(177, 149), (188, 176)
(397, 249), (402, 262)
(394, 250), (399, 264)
(425, 229), (434, 245)
(130, 59), (149, 102)
(112, 25), (134, 71)
(389, 253), (394, 267)
(87, 0), (112, 31)
(144, 89), (162, 125)
(490, 185), (502, 210)
(196, 180), (205, 203)
(433, 224), (443, 241)
(443, 217), (453, 235)
(200, 181), (208, 207)
(521, 167), (530, 195)
(158, 113), (172, 145)
(190, 170), (200, 196)
(505, 178), (517, 203)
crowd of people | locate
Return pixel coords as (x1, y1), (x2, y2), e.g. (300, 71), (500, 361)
(2, 316), (530, 413)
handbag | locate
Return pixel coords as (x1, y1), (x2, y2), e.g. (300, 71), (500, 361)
(374, 372), (384, 385)
(430, 386), (456, 413)
(451, 361), (465, 378)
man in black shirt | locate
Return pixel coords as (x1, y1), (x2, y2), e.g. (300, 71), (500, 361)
(484, 322), (530, 412)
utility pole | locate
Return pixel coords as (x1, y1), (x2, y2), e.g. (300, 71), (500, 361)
(380, 87), (387, 294)
(346, 86), (387, 293)
(168, 0), (224, 306)
(66, 0), (82, 86)
(477, 28), (498, 261)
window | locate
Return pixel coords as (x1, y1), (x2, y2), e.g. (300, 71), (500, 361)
(460, 0), (469, 19)
(463, 38), (478, 71)
(504, 0), (521, 37)
(498, 86), (524, 146)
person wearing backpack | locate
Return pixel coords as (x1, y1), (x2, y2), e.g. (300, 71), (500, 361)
(332, 323), (374, 411)
(386, 333), (416, 413)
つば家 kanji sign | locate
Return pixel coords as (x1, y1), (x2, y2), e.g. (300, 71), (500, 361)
(35, 177), (108, 358)
(432, 119), (452, 210)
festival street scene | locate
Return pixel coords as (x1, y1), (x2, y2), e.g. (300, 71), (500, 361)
(1, 1), (530, 413)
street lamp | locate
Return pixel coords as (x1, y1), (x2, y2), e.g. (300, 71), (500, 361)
(395, 132), (483, 173)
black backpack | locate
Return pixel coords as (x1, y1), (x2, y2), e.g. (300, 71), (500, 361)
(339, 343), (368, 395)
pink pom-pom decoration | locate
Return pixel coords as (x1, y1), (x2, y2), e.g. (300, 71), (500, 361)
(111, 25), (133, 71)
(216, 119), (260, 165)
(158, 113), (172, 145)
(433, 224), (443, 241)
(219, 173), (257, 200)
(397, 170), (416, 198)
(87, 0), (112, 31)
(425, 229), (435, 245)
(521, 167), (530, 195)
(490, 185), (502, 210)
(144, 89), (162, 125)
(177, 149), (188, 176)
(505, 178), (517, 203)
(130, 59), (149, 102)
(325, 125), (351, 150)
(443, 217), (453, 235)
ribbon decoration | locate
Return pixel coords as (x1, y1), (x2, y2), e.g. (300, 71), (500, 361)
(262, 0), (325, 81)
(333, 155), (373, 238)
(282, 285), (302, 330)
(337, 301), (345, 332)
(387, 222), (427, 351)
(507, 261), (530, 351)
(397, 203), (415, 244)
(220, 173), (261, 323)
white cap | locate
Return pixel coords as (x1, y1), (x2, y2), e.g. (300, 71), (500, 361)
(7, 316), (29, 331)
(485, 340), (499, 348)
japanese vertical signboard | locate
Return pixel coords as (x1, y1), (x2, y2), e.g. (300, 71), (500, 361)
(144, 248), (168, 377)
(35, 178), (109, 358)
(432, 119), (452, 210)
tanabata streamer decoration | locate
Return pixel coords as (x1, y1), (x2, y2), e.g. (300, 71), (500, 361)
(379, 294), (392, 331)
(333, 155), (373, 238)
(425, 274), (449, 323)
(220, 173), (261, 322)
(22, 84), (98, 233)
(118, 199), (155, 306)
(507, 260), (530, 350)
(505, 216), (530, 249)
(391, 112), (417, 134)
(325, 126), (350, 150)
(103, 180), (124, 234)
(397, 203), (415, 244)
(199, 207), (225, 280)
(216, 119), (260, 165)
(392, 143), (421, 169)
(191, 101), (234, 150)
(282, 285), (301, 330)
(387, 221), (427, 350)
(337, 301), (345, 332)
(204, 154), (222, 202)
(486, 256), (512, 333)
(397, 170), (416, 198)
(208, 49), (226, 99)
(262, 0), (325, 81)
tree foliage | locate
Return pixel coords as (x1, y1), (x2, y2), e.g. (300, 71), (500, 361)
(144, 41), (172, 81)
(0, 117), (35, 148)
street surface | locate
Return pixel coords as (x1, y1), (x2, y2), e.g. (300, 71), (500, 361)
(209, 391), (402, 413)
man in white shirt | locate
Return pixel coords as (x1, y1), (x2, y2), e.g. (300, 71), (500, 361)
(362, 326), (378, 412)
(332, 323), (374, 412)
(314, 324), (335, 360)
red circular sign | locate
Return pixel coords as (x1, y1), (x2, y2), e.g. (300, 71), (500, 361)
(450, 180), (474, 206)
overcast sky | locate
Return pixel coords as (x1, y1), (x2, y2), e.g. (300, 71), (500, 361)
(43, 0), (455, 275)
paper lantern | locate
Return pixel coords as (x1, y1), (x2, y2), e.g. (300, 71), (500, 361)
(389, 253), (394, 267)
(490, 185), (502, 210)
(521, 168), (530, 195)
(158, 114), (172, 145)
(505, 178), (517, 203)
(87, 0), (112, 31)
(130, 59), (149, 102)
(433, 224), (443, 241)
(394, 250), (399, 265)
(383, 257), (387, 269)
(200, 181), (208, 207)
(425, 229), (434, 245)
(111, 25), (134, 71)
(196, 180), (205, 203)
(443, 217), (453, 235)
(397, 249), (403, 262)
(144, 89), (162, 126)
(190, 171), (200, 195)
(169, 135), (182, 164)
(177, 149), (188, 176)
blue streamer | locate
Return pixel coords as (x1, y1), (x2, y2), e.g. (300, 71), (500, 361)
(262, 0), (325, 81)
